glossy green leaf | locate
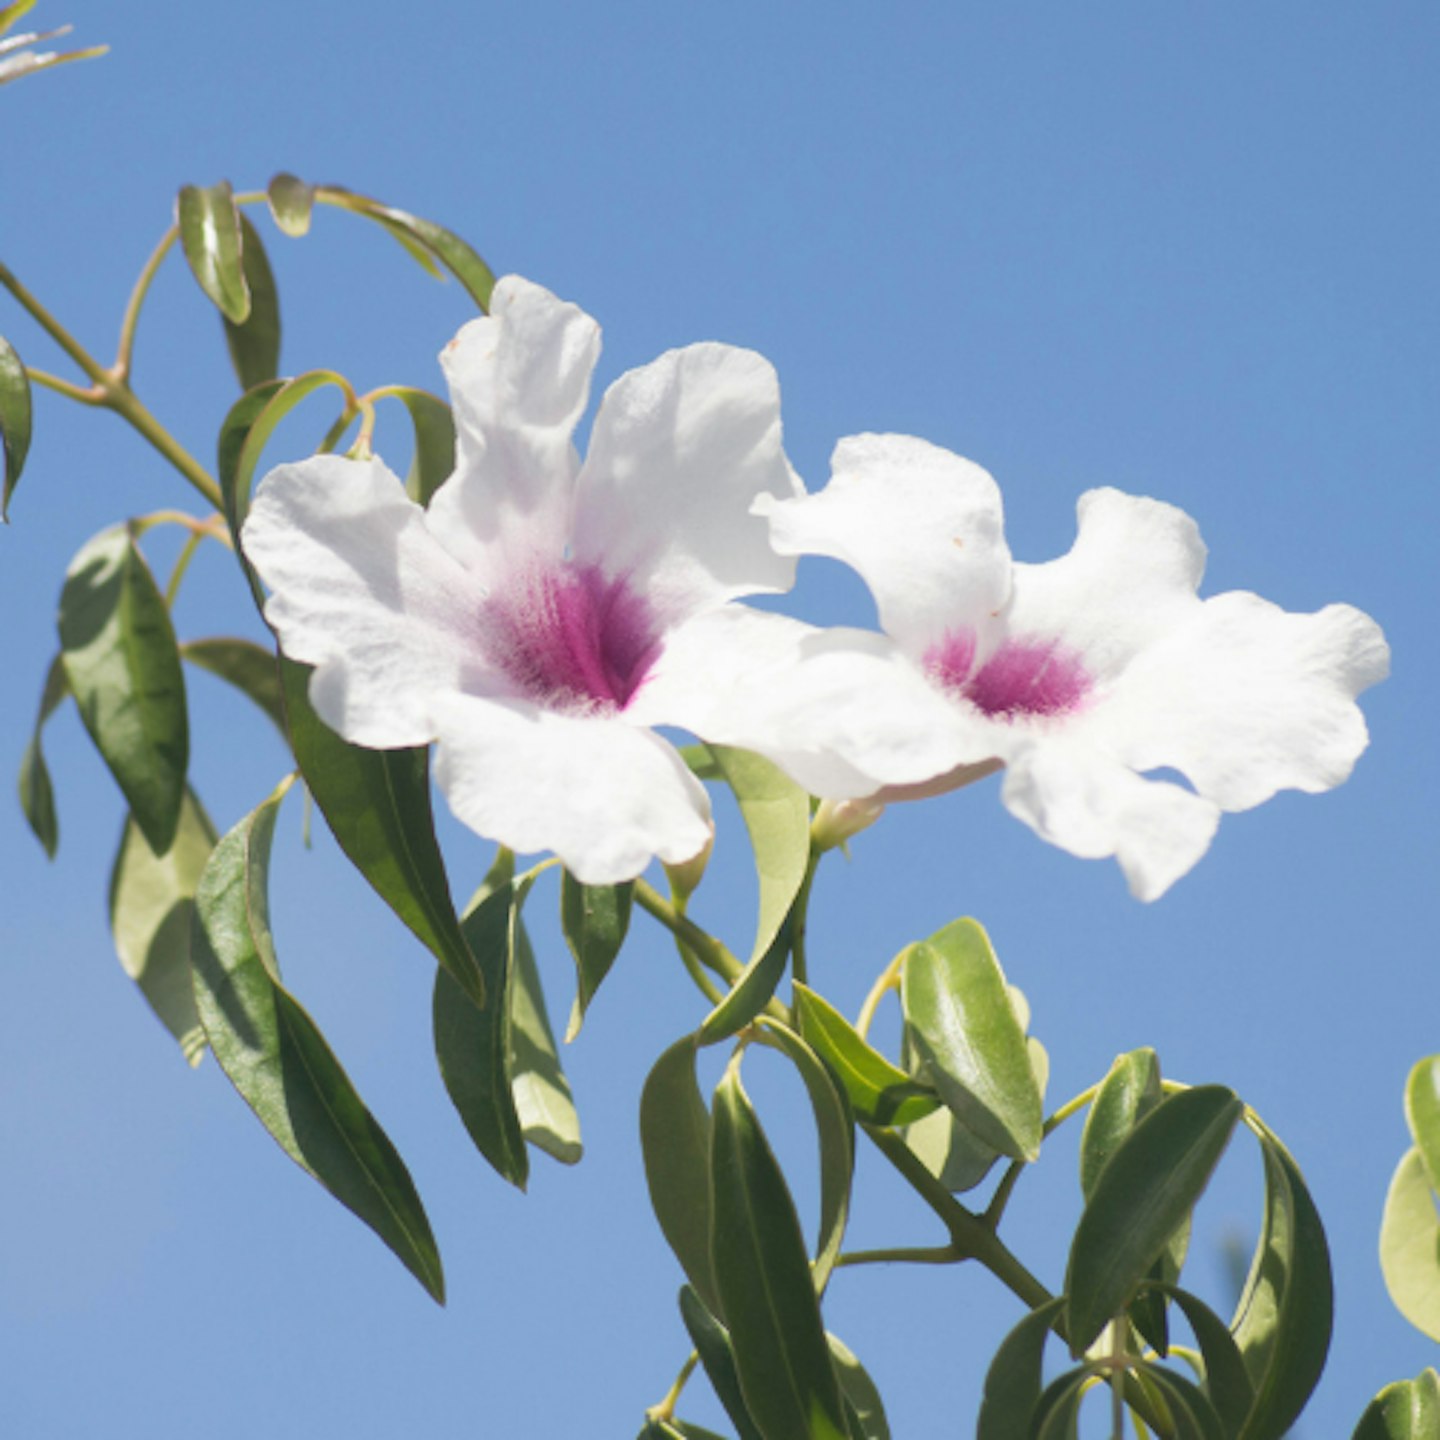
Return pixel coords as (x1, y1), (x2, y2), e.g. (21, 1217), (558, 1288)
(0, 332), (32, 519)
(281, 658), (483, 1006)
(319, 185), (496, 310)
(109, 787), (215, 1065)
(1031, 1368), (1094, 1440)
(793, 982), (938, 1127)
(223, 214), (281, 391)
(828, 1335), (890, 1440)
(191, 787), (443, 1301)
(1406, 1056), (1440, 1193)
(755, 1020), (854, 1293)
(510, 913), (581, 1165)
(59, 526), (188, 854)
(1380, 1148), (1440, 1341)
(1231, 1115), (1334, 1440)
(976, 1297), (1066, 1440)
(433, 876), (528, 1188)
(900, 919), (1041, 1162)
(1137, 1364), (1227, 1440)
(181, 637), (285, 734)
(903, 1105), (1007, 1192)
(699, 746), (812, 1044)
(1146, 1283), (1255, 1432)
(177, 181), (250, 324)
(267, 172), (315, 236)
(680, 1286), (765, 1440)
(17, 654), (66, 856)
(560, 872), (634, 1041)
(1065, 1086), (1242, 1354)
(384, 386), (456, 507)
(1352, 1370), (1440, 1440)
(640, 1034), (718, 1313)
(679, 743), (724, 781)
(711, 1064), (849, 1440)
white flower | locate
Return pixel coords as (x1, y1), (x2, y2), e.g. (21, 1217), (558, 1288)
(241, 275), (803, 884)
(747, 433), (1389, 900)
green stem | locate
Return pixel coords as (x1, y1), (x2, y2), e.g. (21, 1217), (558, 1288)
(114, 224), (178, 381)
(788, 845), (821, 987)
(26, 366), (102, 404)
(834, 1244), (961, 1268)
(634, 879), (746, 988)
(647, 1351), (699, 1425)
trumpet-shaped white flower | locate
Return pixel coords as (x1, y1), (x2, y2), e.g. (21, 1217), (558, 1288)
(242, 275), (803, 884)
(749, 433), (1389, 900)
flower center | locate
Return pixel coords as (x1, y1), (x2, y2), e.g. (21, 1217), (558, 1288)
(925, 628), (1091, 720)
(483, 564), (661, 710)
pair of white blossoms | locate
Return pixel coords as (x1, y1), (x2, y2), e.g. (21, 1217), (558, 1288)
(243, 277), (1389, 901)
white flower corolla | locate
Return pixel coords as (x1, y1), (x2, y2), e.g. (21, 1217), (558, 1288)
(241, 275), (804, 884)
(747, 433), (1390, 901)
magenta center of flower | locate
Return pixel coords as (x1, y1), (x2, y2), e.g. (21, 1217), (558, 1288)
(483, 564), (662, 710)
(925, 628), (1092, 720)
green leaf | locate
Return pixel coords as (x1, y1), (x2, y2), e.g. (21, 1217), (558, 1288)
(1380, 1148), (1440, 1341)
(433, 877), (528, 1188)
(711, 1064), (849, 1440)
(109, 787), (215, 1065)
(1031, 1368), (1094, 1440)
(177, 181), (250, 324)
(900, 919), (1042, 1162)
(1406, 1056), (1440, 1193)
(0, 332), (32, 519)
(560, 872), (634, 1041)
(793, 982), (939, 1127)
(1352, 1370), (1440, 1440)
(59, 526), (188, 854)
(1065, 1085), (1242, 1354)
(223, 213), (281, 391)
(181, 637), (285, 734)
(755, 1020), (855, 1293)
(1136, 1364), (1228, 1440)
(976, 1297), (1067, 1440)
(319, 186), (496, 310)
(1147, 1284), (1255, 1433)
(1231, 1115), (1334, 1440)
(383, 386), (456, 507)
(827, 1335), (890, 1440)
(680, 1286), (766, 1440)
(267, 172), (315, 237)
(17, 654), (66, 856)
(903, 1105), (1006, 1192)
(191, 785), (444, 1301)
(509, 913), (581, 1165)
(641, 1034), (718, 1313)
(280, 658), (483, 1006)
(699, 747), (812, 1044)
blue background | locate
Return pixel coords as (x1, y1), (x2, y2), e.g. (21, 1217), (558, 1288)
(2, 3), (1436, 1435)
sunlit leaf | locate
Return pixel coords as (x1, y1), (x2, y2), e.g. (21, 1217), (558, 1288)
(1146, 1283), (1255, 1433)
(699, 746), (812, 1044)
(1405, 1056), (1440, 1193)
(900, 919), (1041, 1162)
(560, 872), (633, 1041)
(976, 1297), (1066, 1440)
(711, 1063), (849, 1440)
(180, 637), (285, 734)
(267, 172), (315, 237)
(510, 914), (581, 1165)
(17, 654), (66, 856)
(109, 787), (215, 1065)
(1065, 1086), (1241, 1354)
(59, 525), (188, 854)
(828, 1335), (890, 1440)
(1230, 1114), (1333, 1440)
(384, 386), (456, 507)
(191, 785), (444, 1301)
(1380, 1148), (1440, 1342)
(281, 657), (483, 1006)
(1352, 1369), (1440, 1440)
(680, 1286), (765, 1440)
(641, 1033), (718, 1313)
(793, 982), (939, 1127)
(177, 181), (250, 324)
(0, 332), (32, 519)
(223, 213), (281, 390)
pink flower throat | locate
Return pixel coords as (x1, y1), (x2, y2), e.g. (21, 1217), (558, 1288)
(483, 564), (661, 710)
(925, 628), (1091, 719)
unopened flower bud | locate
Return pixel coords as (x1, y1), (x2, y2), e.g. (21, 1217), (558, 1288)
(811, 796), (884, 852)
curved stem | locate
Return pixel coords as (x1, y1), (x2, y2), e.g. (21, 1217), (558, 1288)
(855, 953), (905, 1039)
(26, 367), (102, 404)
(834, 1244), (960, 1269)
(634, 879), (746, 989)
(647, 1351), (699, 1425)
(788, 845), (821, 987)
(0, 259), (111, 384)
(114, 224), (178, 381)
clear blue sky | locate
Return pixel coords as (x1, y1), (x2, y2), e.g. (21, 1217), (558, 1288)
(2, 3), (1436, 1435)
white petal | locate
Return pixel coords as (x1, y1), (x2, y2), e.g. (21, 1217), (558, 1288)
(1000, 739), (1222, 902)
(574, 343), (801, 617)
(631, 606), (989, 798)
(428, 275), (600, 576)
(1094, 591), (1390, 811)
(756, 433), (1010, 655)
(431, 695), (713, 884)
(242, 455), (493, 747)
(1004, 488), (1208, 682)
